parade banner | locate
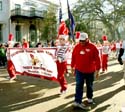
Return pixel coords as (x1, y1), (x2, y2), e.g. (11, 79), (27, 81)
(7, 48), (58, 81)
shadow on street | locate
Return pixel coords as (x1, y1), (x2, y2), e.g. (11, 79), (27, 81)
(0, 60), (125, 112)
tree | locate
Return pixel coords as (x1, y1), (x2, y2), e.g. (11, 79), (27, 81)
(72, 0), (125, 40)
(41, 3), (58, 41)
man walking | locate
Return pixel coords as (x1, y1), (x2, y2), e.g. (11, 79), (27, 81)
(71, 32), (101, 109)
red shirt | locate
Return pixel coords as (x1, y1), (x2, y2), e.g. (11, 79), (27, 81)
(71, 42), (101, 73)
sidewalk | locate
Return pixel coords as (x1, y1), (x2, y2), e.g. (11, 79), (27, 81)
(0, 59), (125, 112)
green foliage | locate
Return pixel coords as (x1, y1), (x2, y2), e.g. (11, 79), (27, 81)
(41, 3), (58, 41)
(72, 0), (125, 40)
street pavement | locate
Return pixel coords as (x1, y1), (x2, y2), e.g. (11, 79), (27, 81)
(0, 58), (125, 112)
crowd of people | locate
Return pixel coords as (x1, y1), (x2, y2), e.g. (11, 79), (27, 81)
(0, 35), (122, 69)
(95, 39), (122, 73)
(0, 33), (124, 110)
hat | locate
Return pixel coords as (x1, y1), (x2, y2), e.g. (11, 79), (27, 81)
(79, 32), (88, 41)
(102, 35), (107, 41)
(76, 31), (80, 39)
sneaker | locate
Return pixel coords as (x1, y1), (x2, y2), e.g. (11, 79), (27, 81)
(60, 89), (67, 95)
(9, 76), (17, 81)
(87, 99), (95, 104)
(73, 102), (89, 110)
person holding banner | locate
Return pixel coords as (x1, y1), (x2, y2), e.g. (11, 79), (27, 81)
(7, 34), (17, 81)
(56, 35), (69, 94)
(71, 32), (101, 110)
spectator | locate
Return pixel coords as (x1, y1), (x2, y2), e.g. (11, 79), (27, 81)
(22, 38), (29, 48)
(0, 44), (7, 67)
(35, 42), (43, 48)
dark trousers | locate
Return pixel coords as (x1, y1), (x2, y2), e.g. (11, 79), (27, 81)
(75, 69), (94, 103)
(0, 56), (6, 66)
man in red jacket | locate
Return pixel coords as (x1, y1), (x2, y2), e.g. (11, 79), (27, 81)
(71, 32), (101, 110)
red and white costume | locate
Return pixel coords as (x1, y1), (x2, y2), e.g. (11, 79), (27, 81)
(101, 41), (110, 72)
(56, 35), (69, 93)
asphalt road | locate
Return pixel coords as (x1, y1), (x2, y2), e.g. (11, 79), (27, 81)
(0, 58), (125, 112)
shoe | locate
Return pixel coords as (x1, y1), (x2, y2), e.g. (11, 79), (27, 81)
(9, 76), (17, 81)
(60, 89), (67, 95)
(87, 99), (95, 104)
(100, 71), (105, 74)
(73, 102), (89, 110)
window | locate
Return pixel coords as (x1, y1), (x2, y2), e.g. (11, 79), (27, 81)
(15, 4), (21, 9)
(0, 24), (3, 42)
(15, 4), (21, 15)
(29, 24), (37, 42)
(30, 7), (35, 16)
(0, 1), (2, 10)
(15, 25), (21, 42)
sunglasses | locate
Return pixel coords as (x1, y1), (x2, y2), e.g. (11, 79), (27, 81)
(80, 40), (86, 42)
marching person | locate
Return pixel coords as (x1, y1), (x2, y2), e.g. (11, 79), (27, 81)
(56, 35), (69, 94)
(71, 32), (101, 110)
(7, 42), (22, 81)
(101, 40), (110, 73)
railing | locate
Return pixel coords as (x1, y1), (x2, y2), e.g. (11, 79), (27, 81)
(11, 9), (45, 18)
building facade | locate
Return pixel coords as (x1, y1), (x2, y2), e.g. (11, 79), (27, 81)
(0, 0), (10, 42)
(0, 0), (56, 43)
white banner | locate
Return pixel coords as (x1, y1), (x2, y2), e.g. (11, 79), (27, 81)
(8, 48), (58, 81)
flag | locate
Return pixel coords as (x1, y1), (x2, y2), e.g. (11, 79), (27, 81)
(59, 0), (62, 24)
(59, 8), (62, 24)
(67, 0), (75, 41)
